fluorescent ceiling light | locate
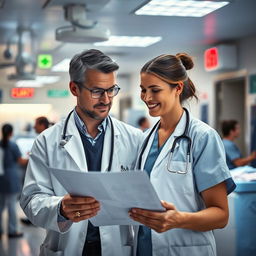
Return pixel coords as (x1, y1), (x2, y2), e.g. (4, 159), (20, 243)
(16, 76), (60, 87)
(52, 36), (162, 73)
(52, 59), (70, 72)
(135, 0), (229, 17)
(95, 36), (162, 47)
(16, 80), (43, 88)
(36, 76), (60, 84)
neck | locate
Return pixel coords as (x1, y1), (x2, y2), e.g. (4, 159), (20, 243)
(75, 106), (104, 137)
(224, 135), (235, 141)
(160, 105), (184, 132)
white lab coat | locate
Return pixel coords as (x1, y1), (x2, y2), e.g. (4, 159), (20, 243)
(20, 113), (143, 256)
(134, 111), (234, 256)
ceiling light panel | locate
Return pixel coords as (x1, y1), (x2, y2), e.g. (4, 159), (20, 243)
(16, 76), (60, 87)
(51, 59), (70, 72)
(135, 0), (229, 17)
(95, 36), (162, 47)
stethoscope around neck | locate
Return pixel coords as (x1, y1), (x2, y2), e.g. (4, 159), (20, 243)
(59, 110), (114, 172)
(138, 107), (192, 174)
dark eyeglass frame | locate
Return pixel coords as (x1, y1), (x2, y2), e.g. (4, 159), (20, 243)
(75, 82), (121, 99)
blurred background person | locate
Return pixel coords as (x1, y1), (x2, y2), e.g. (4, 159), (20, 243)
(137, 116), (150, 132)
(20, 116), (50, 226)
(221, 120), (256, 169)
(34, 116), (50, 134)
(0, 123), (28, 238)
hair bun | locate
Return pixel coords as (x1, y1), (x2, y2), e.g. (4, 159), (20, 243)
(176, 53), (194, 70)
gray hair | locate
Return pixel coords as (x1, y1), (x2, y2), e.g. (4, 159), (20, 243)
(69, 49), (119, 87)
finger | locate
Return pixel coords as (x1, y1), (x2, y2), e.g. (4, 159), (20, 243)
(61, 195), (100, 216)
(130, 213), (170, 233)
(130, 213), (163, 231)
(65, 196), (98, 205)
(130, 208), (163, 220)
(66, 206), (100, 221)
(70, 201), (100, 212)
(72, 205), (101, 215)
(70, 210), (99, 223)
(62, 202), (100, 217)
(160, 200), (176, 210)
(130, 210), (161, 225)
(80, 207), (100, 217)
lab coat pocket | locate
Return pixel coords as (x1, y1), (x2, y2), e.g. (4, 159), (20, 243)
(171, 244), (215, 256)
(122, 245), (132, 256)
(40, 244), (64, 256)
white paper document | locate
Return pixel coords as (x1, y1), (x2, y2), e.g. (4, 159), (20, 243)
(51, 168), (165, 226)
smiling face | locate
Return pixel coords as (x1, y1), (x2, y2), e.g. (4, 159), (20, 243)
(70, 69), (116, 121)
(140, 72), (182, 118)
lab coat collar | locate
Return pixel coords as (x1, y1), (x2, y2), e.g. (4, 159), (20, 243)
(172, 110), (187, 138)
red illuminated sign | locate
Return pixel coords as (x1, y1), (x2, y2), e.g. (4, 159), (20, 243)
(204, 47), (219, 71)
(11, 88), (34, 98)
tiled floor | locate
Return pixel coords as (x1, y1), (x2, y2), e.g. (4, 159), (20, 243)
(0, 205), (45, 256)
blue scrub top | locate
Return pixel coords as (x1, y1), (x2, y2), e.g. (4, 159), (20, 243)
(0, 140), (22, 193)
(222, 139), (241, 169)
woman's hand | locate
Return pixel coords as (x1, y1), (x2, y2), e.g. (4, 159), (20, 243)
(130, 200), (181, 233)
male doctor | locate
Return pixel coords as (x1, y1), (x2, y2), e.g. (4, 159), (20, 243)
(20, 49), (143, 256)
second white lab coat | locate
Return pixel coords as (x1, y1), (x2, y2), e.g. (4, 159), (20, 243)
(20, 112), (143, 256)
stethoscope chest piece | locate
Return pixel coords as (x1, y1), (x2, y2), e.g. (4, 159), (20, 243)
(59, 135), (72, 148)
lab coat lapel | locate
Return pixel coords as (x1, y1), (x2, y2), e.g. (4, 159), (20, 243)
(101, 117), (120, 172)
(140, 128), (156, 170)
(62, 113), (88, 172)
(151, 112), (187, 171)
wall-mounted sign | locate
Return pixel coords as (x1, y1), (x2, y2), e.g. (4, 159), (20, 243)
(204, 45), (237, 71)
(204, 47), (218, 71)
(38, 54), (53, 69)
(11, 88), (34, 98)
(200, 104), (209, 124)
(47, 89), (69, 98)
(249, 74), (256, 94)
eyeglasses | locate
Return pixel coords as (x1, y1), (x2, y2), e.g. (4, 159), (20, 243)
(77, 83), (121, 99)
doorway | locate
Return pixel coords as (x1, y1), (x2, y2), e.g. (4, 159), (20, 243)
(215, 77), (246, 155)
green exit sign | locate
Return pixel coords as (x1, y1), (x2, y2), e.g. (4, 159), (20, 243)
(47, 90), (69, 98)
(38, 54), (53, 68)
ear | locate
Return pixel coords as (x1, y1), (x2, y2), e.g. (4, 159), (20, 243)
(69, 81), (79, 96)
(175, 82), (184, 96)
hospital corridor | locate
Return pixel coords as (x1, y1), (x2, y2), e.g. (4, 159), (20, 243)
(1, 0), (256, 256)
(0, 205), (45, 256)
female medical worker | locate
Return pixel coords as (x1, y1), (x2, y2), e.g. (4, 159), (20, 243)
(130, 53), (236, 256)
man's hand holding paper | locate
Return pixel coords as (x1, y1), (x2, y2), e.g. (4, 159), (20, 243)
(60, 195), (100, 222)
